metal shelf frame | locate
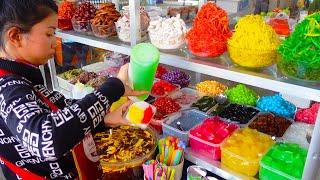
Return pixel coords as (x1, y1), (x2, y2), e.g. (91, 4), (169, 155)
(50, 0), (320, 179)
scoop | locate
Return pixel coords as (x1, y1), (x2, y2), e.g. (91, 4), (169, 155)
(306, 133), (312, 144)
(176, 121), (185, 131)
(214, 94), (228, 105)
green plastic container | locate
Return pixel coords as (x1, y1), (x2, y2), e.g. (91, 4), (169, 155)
(260, 143), (307, 180)
(129, 43), (160, 100)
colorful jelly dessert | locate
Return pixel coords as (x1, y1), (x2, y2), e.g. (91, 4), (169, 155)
(221, 128), (275, 176)
(248, 113), (292, 137)
(151, 80), (178, 97)
(225, 84), (258, 106)
(218, 104), (259, 124)
(260, 143), (307, 180)
(295, 103), (320, 124)
(126, 102), (156, 128)
(189, 116), (238, 160)
(191, 96), (216, 112)
(257, 94), (296, 118)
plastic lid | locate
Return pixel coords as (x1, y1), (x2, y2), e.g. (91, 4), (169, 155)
(131, 43), (160, 66)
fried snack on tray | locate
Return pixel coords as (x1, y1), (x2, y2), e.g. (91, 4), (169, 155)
(86, 76), (107, 89)
(94, 126), (156, 173)
(70, 71), (98, 84)
(91, 3), (121, 37)
(59, 69), (85, 80)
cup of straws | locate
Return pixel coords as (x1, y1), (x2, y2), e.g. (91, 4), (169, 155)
(143, 136), (186, 180)
(143, 160), (178, 180)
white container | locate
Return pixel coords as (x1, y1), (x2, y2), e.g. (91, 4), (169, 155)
(82, 62), (109, 73)
(72, 83), (94, 100)
(282, 122), (314, 149)
(216, 0), (249, 14)
(57, 76), (74, 92)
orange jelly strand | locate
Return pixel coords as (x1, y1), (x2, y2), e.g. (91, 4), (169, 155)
(186, 3), (231, 57)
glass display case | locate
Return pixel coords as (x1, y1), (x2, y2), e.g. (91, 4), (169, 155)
(49, 0), (320, 179)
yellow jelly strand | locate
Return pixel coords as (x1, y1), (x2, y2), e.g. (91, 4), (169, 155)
(229, 15), (280, 51)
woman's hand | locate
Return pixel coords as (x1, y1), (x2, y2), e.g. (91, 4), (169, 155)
(117, 64), (148, 97)
(104, 101), (132, 128)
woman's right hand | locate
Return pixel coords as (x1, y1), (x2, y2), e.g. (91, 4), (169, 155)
(117, 64), (148, 97)
(104, 100), (132, 127)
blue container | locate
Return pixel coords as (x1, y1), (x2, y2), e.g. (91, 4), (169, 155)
(162, 109), (209, 145)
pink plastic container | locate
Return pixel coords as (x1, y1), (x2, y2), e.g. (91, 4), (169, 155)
(189, 116), (239, 160)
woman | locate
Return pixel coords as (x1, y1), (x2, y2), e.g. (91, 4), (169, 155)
(0, 0), (145, 179)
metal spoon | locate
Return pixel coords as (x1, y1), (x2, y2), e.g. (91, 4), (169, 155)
(206, 94), (228, 114)
(214, 94), (228, 105)
(176, 121), (185, 131)
(306, 133), (312, 144)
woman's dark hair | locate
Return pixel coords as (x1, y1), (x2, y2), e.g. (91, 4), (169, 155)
(0, 0), (58, 50)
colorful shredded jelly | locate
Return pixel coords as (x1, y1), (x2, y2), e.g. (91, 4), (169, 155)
(228, 15), (280, 68)
(186, 3), (231, 57)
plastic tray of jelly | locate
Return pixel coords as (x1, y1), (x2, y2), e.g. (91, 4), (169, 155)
(248, 112), (293, 138)
(189, 116), (239, 161)
(150, 79), (180, 98)
(221, 128), (275, 177)
(191, 96), (217, 113)
(218, 103), (260, 127)
(259, 143), (308, 180)
(162, 109), (209, 144)
(169, 88), (200, 109)
(282, 122), (314, 149)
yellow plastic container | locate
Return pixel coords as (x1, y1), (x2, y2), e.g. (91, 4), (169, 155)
(221, 128), (275, 176)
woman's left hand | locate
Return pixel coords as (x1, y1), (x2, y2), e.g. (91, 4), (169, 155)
(104, 100), (132, 127)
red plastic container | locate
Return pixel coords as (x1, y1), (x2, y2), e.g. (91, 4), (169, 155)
(189, 117), (239, 160)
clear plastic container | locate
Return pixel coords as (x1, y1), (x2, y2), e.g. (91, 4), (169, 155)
(189, 117), (239, 161)
(228, 43), (278, 69)
(278, 59), (320, 83)
(221, 128), (275, 176)
(162, 109), (209, 144)
(259, 143), (308, 180)
(150, 80), (180, 98)
(282, 122), (314, 149)
(259, 163), (301, 180)
(149, 31), (186, 50)
(91, 23), (117, 38)
(71, 18), (91, 34)
(191, 96), (217, 113)
(260, 162), (301, 180)
(104, 52), (129, 68)
(169, 88), (200, 109)
(96, 127), (157, 180)
(218, 103), (260, 126)
(248, 113), (292, 138)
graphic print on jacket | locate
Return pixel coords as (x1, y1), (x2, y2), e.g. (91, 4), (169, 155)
(0, 60), (124, 179)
